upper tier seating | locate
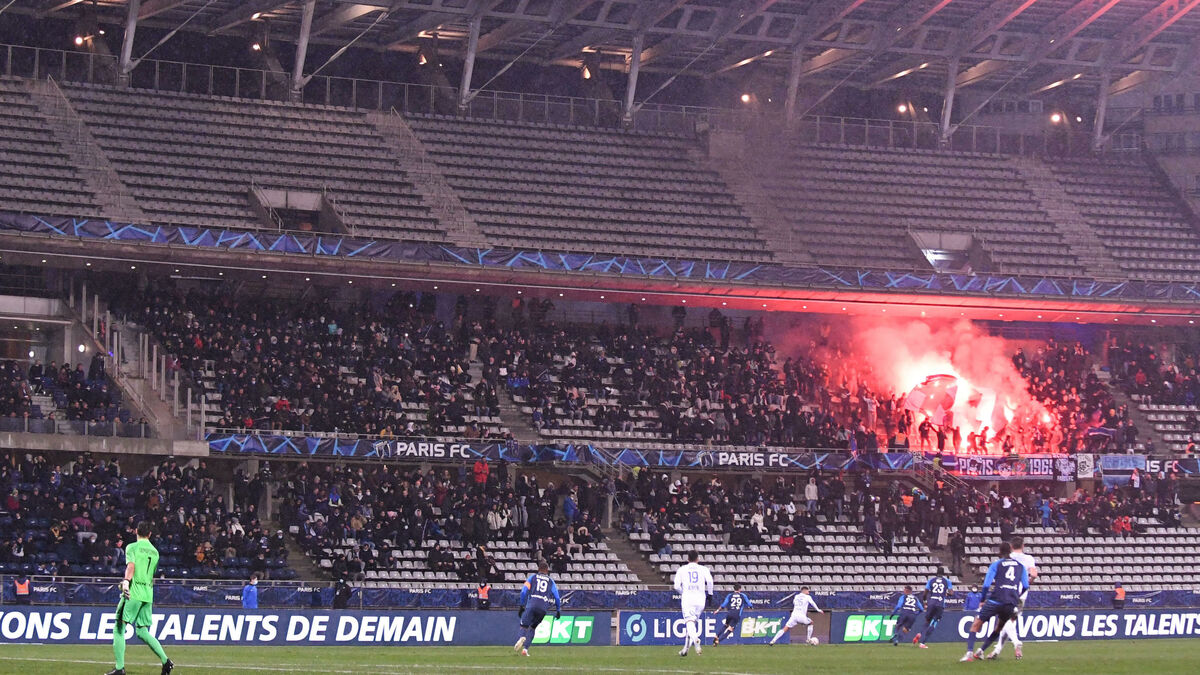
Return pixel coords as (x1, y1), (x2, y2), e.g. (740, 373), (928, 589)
(758, 144), (1084, 276)
(61, 83), (443, 239)
(965, 524), (1200, 591)
(1047, 157), (1200, 281)
(0, 78), (101, 217)
(406, 114), (768, 262)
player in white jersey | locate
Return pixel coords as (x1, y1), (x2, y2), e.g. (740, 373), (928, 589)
(990, 536), (1037, 660)
(673, 551), (714, 657)
(769, 586), (823, 645)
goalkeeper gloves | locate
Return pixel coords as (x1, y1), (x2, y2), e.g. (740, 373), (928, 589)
(120, 580), (130, 599)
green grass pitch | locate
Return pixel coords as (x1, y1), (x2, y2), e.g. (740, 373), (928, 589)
(3, 639), (1200, 674)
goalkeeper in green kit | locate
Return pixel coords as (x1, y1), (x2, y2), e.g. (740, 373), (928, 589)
(107, 521), (174, 675)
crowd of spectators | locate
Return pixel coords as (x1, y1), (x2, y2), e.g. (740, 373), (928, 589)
(621, 460), (1182, 573)
(108, 284), (511, 439)
(1109, 338), (1200, 408)
(0, 356), (129, 426)
(619, 469), (872, 555)
(1014, 339), (1132, 453)
(103, 282), (1167, 456)
(273, 459), (607, 583)
(498, 311), (856, 449)
(0, 452), (290, 579)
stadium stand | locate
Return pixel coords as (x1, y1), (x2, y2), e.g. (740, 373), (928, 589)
(504, 320), (857, 449)
(1109, 338), (1200, 453)
(405, 114), (769, 262)
(1015, 340), (1130, 454)
(275, 462), (641, 590)
(0, 78), (101, 218)
(964, 524), (1199, 591)
(0, 452), (293, 580)
(753, 143), (1085, 276)
(59, 83), (443, 239)
(1046, 156), (1200, 281)
(107, 285), (511, 439)
(621, 471), (952, 593)
(942, 467), (1186, 591)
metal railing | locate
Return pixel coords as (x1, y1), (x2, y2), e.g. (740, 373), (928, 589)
(0, 416), (150, 437)
(0, 41), (1144, 154)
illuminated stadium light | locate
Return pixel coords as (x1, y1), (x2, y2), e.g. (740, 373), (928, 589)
(1050, 112), (1063, 123)
(77, 344), (86, 353)
(74, 36), (85, 46)
(897, 103), (908, 113)
(1075, 116), (1083, 122)
(251, 12), (263, 20)
(418, 53), (428, 65)
(251, 42), (262, 51)
(28, 350), (34, 359)
(581, 64), (591, 79)
(741, 93), (751, 104)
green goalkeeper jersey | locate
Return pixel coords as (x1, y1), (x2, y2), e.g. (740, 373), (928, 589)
(125, 538), (160, 604)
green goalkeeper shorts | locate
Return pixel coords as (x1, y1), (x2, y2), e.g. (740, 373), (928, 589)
(117, 598), (154, 628)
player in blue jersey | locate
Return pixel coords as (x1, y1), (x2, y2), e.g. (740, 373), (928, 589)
(514, 561), (562, 657)
(888, 586), (924, 646)
(913, 566), (953, 648)
(960, 542), (1027, 662)
(712, 583), (752, 646)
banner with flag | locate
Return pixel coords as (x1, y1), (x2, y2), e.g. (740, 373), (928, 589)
(904, 374), (958, 425)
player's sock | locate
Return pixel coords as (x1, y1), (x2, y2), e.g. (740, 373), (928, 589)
(770, 627), (786, 644)
(113, 622), (127, 671)
(136, 626), (169, 665)
(966, 632), (977, 654)
(922, 620), (936, 643)
(686, 620), (699, 651)
(806, 625), (813, 642)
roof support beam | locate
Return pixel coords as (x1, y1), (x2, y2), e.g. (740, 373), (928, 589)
(546, 27), (611, 61)
(38, 0), (84, 16)
(955, 0), (1123, 88)
(138, 0), (189, 20)
(1108, 0), (1200, 64)
(788, 0), (870, 49)
(953, 0), (1039, 55)
(291, 0), (317, 100)
(704, 0), (787, 73)
(118, 0), (141, 83)
(865, 55), (931, 87)
(955, 57), (1010, 87)
(311, 4), (383, 38)
(208, 0), (292, 36)
(377, 12), (455, 50)
(872, 0), (955, 55)
(475, 0), (600, 54)
(623, 31), (644, 123)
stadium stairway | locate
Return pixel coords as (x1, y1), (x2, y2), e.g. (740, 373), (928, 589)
(605, 533), (667, 586)
(1106, 381), (1160, 453)
(269, 519), (328, 583)
(468, 361), (538, 443)
(26, 78), (147, 223)
(1011, 157), (1125, 280)
(689, 138), (813, 266)
(366, 110), (488, 248)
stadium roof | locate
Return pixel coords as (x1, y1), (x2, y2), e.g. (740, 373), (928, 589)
(20, 0), (1200, 97)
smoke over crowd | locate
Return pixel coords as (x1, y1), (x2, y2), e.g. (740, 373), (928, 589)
(777, 317), (1061, 452)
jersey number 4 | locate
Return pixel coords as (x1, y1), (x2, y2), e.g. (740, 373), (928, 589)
(1004, 566), (1016, 581)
